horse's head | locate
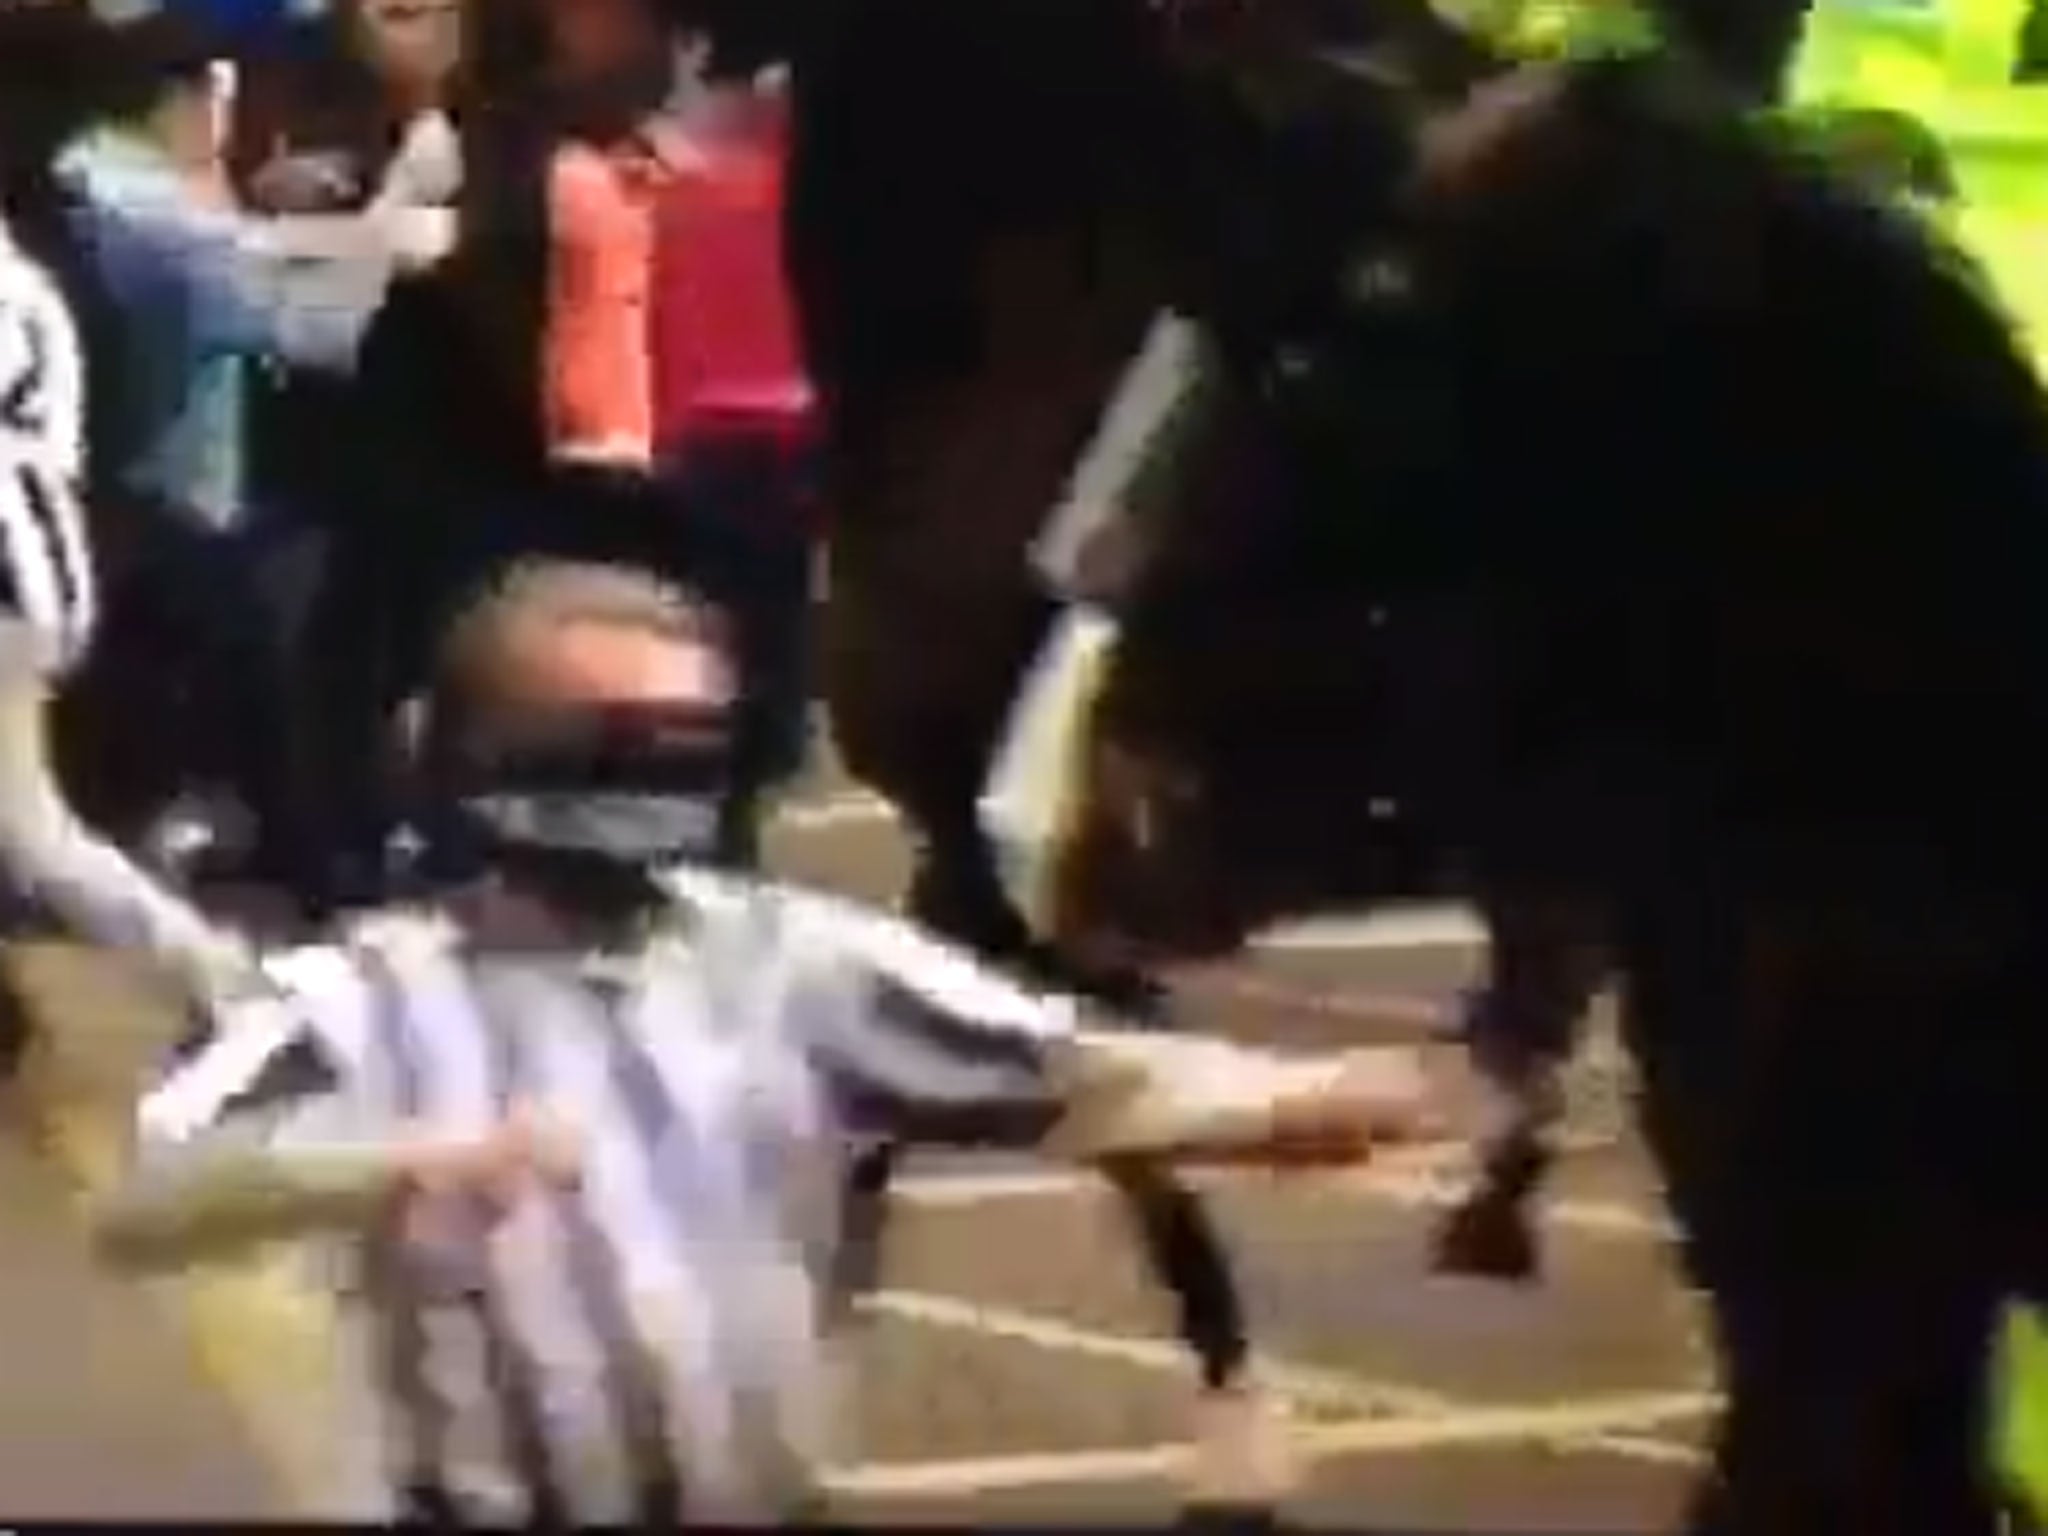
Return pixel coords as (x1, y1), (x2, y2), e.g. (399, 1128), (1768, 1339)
(1046, 45), (2039, 961)
(1039, 61), (1593, 962)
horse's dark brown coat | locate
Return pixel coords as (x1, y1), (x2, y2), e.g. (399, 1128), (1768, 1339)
(1060, 52), (2048, 1535)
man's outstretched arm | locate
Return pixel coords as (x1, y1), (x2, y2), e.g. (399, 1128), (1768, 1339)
(782, 884), (1445, 1163)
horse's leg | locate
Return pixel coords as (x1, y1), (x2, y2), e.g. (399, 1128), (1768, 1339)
(1620, 879), (2027, 1536)
(1433, 881), (1609, 1283)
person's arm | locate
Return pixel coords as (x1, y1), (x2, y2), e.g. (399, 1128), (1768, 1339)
(779, 887), (1440, 1163)
(94, 951), (574, 1272)
(0, 658), (252, 1001)
(367, 111), (463, 213)
(115, 192), (446, 374)
(0, 276), (247, 999)
(93, 968), (385, 1270)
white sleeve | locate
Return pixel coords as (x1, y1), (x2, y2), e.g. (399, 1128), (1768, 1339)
(137, 945), (381, 1152)
(767, 883), (1081, 1145)
(0, 668), (245, 997)
(776, 885), (1422, 1163)
(99, 946), (406, 1272)
(0, 260), (92, 673)
(674, 873), (1423, 1163)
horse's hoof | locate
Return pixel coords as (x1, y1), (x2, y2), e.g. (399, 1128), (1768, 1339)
(1432, 1194), (1543, 1283)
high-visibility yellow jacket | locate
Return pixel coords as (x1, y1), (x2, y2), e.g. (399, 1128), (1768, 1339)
(1996, 1304), (2048, 1528)
(1434, 0), (1657, 58)
(1787, 0), (2048, 362)
(1435, 0), (2048, 366)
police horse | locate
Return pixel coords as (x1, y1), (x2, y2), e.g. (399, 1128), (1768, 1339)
(756, 0), (2048, 1530)
(1042, 37), (2048, 1536)
(760, 0), (1813, 1476)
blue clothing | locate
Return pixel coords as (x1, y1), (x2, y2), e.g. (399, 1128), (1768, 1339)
(55, 130), (378, 532)
(165, 0), (314, 47)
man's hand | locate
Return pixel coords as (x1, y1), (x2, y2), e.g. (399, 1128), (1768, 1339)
(398, 1101), (583, 1211)
(372, 205), (457, 271)
(1256, 1046), (1448, 1168)
(247, 151), (363, 215)
(1053, 1034), (1454, 1168)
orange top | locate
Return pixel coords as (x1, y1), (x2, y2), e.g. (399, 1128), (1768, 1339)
(541, 132), (688, 468)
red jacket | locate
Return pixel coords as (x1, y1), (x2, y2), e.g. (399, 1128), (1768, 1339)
(649, 93), (815, 466)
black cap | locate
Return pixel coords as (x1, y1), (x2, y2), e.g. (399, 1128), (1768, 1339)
(93, 5), (228, 119)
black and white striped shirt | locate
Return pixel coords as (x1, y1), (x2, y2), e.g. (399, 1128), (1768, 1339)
(134, 866), (1093, 1523)
(0, 217), (94, 678)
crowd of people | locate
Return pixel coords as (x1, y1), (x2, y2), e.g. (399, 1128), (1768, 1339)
(0, 0), (817, 966)
(0, 0), (1443, 1521)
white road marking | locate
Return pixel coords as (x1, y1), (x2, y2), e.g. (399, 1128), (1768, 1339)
(826, 1388), (1714, 1498)
(862, 1287), (1446, 1415)
(857, 1289), (1711, 1478)
(1254, 909), (1485, 952)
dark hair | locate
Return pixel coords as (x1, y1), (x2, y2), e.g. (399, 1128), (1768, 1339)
(227, 3), (436, 201)
(440, 0), (676, 481)
(94, 10), (225, 123)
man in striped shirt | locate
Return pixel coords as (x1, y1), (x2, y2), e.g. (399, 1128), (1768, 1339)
(94, 559), (1445, 1522)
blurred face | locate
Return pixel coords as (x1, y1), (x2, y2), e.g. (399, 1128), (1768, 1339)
(499, 617), (736, 722)
(437, 609), (742, 875)
(148, 67), (232, 179)
(354, 0), (463, 100)
(544, 0), (664, 84)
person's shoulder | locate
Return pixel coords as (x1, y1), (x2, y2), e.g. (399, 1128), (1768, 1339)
(60, 149), (247, 267)
(654, 864), (833, 962)
(659, 867), (938, 972)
